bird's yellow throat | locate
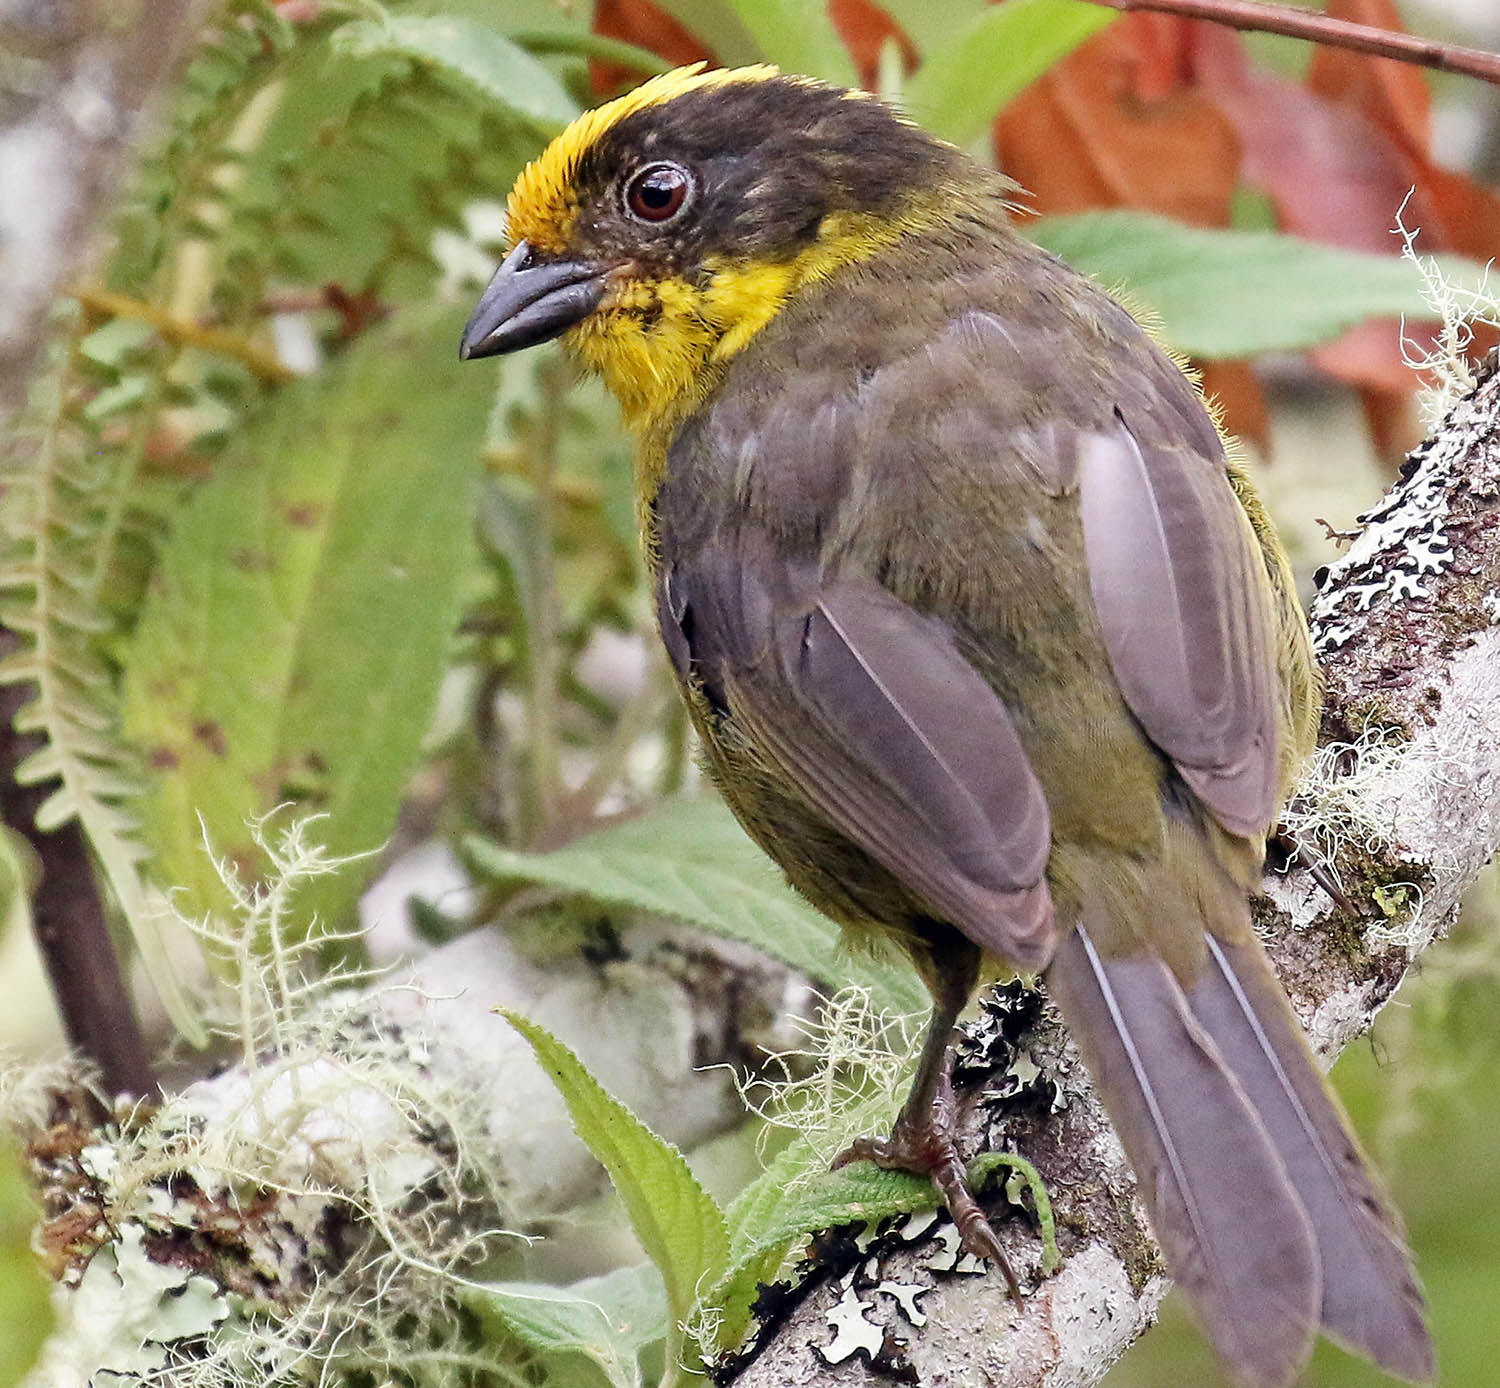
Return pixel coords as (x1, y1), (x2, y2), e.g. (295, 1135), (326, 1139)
(568, 208), (934, 436)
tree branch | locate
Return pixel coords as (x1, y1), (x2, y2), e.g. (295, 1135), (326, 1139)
(726, 359), (1500, 1385)
(0, 661), (153, 1102)
(1082, 0), (1500, 87)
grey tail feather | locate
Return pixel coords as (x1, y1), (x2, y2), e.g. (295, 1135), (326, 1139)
(1047, 924), (1321, 1388)
(1188, 934), (1434, 1383)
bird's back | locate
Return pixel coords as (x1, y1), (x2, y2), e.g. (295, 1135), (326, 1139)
(653, 193), (1296, 921)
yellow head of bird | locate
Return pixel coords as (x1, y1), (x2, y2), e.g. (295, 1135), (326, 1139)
(459, 64), (961, 430)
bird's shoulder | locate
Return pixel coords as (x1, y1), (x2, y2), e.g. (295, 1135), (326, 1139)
(655, 208), (1223, 573)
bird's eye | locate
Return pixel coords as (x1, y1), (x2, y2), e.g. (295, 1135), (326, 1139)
(625, 162), (692, 223)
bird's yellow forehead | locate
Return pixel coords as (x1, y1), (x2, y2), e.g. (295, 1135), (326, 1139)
(506, 63), (781, 255)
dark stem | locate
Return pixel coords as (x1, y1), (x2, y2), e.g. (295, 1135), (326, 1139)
(1084, 0), (1500, 86)
(0, 672), (154, 1100)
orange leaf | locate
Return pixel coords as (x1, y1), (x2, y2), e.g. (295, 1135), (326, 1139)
(1190, 23), (1409, 253)
(1402, 157), (1500, 266)
(1311, 318), (1425, 395)
(590, 0), (713, 95)
(1355, 383), (1421, 459)
(1198, 359), (1269, 453)
(1307, 0), (1430, 157)
(829, 0), (916, 90)
(1190, 19), (1499, 423)
(994, 16), (1240, 226)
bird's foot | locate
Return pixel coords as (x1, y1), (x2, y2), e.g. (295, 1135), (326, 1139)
(831, 1075), (1022, 1304)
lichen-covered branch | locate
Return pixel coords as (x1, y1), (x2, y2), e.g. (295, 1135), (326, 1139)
(727, 359), (1500, 1388)
(11, 873), (805, 1388)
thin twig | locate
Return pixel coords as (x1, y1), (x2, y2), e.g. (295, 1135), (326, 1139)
(554, 663), (672, 830)
(69, 285), (296, 384)
(1082, 0), (1500, 86)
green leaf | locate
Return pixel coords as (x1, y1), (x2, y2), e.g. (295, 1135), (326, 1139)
(333, 16), (578, 134)
(719, 0), (857, 86)
(1031, 210), (1474, 360)
(728, 1147), (937, 1259)
(876, 0), (987, 55)
(122, 309), (488, 942)
(709, 1146), (1057, 1356)
(465, 798), (925, 1015)
(711, 1141), (943, 1352)
(0, 1140), (52, 1388)
(506, 29), (674, 77)
(633, 0), (762, 68)
(471, 1265), (667, 1388)
(499, 1009), (731, 1346)
(902, 0), (1112, 147)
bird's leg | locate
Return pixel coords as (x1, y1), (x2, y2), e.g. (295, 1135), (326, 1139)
(1268, 824), (1353, 912)
(831, 932), (1023, 1303)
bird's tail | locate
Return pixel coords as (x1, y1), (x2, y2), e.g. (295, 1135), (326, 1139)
(1045, 915), (1433, 1388)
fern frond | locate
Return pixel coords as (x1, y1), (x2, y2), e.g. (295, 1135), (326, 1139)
(0, 322), (204, 1042)
(224, 52), (543, 304)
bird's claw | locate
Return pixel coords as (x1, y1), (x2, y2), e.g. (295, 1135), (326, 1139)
(832, 1110), (1024, 1305)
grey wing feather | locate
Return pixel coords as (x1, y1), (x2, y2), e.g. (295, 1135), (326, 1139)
(659, 536), (1056, 970)
(1079, 417), (1281, 837)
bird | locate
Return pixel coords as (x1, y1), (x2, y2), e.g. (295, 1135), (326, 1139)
(459, 63), (1433, 1388)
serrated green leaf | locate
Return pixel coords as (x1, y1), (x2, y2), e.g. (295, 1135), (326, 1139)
(121, 308), (487, 942)
(500, 1009), (730, 1351)
(334, 16), (577, 133)
(465, 798), (924, 1015)
(710, 1141), (941, 1353)
(710, 1144), (1054, 1355)
(720, 0), (856, 86)
(902, 0), (1113, 147)
(0, 1140), (53, 1388)
(728, 1144), (937, 1259)
(470, 1264), (667, 1388)
(1032, 211), (1477, 360)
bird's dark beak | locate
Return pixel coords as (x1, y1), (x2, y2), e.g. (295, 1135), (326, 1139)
(459, 240), (610, 361)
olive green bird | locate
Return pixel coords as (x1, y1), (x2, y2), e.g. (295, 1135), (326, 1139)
(460, 64), (1432, 1388)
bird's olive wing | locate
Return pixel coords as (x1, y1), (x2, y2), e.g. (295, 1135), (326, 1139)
(1079, 417), (1281, 838)
(657, 536), (1056, 970)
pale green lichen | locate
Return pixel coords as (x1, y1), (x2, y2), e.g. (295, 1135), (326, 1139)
(1281, 722), (1410, 873)
(8, 813), (522, 1388)
(727, 984), (925, 1177)
(1395, 196), (1500, 428)
(1279, 720), (1453, 950)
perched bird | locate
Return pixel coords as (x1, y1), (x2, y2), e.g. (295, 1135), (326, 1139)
(461, 64), (1432, 1387)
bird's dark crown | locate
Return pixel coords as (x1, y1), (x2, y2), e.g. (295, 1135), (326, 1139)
(507, 66), (960, 273)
